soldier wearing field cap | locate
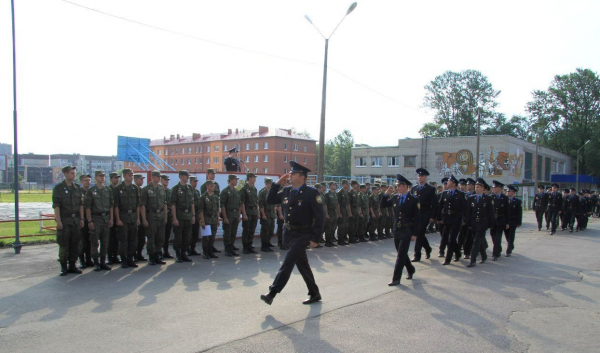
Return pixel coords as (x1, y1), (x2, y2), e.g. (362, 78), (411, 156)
(504, 185), (522, 257)
(337, 179), (351, 245)
(188, 176), (202, 256)
(84, 170), (114, 271)
(53, 165), (84, 276)
(171, 170), (195, 263)
(437, 177), (449, 257)
(201, 168), (221, 254)
(533, 185), (549, 231)
(259, 177), (276, 252)
(160, 174), (174, 259)
(411, 168), (435, 262)
(368, 184), (381, 241)
(378, 182), (389, 240)
(348, 180), (362, 244)
(466, 178), (495, 267)
(133, 173), (147, 262)
(547, 183), (563, 235)
(107, 172), (121, 265)
(78, 174), (93, 269)
(490, 180), (509, 261)
(198, 180), (220, 259)
(381, 174), (418, 286)
(140, 170), (168, 265)
(323, 181), (340, 246)
(241, 172), (259, 254)
(438, 174), (467, 265)
(221, 174), (242, 256)
(114, 168), (141, 268)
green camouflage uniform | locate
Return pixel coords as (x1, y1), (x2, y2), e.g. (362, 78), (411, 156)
(369, 192), (381, 238)
(324, 189), (339, 244)
(220, 186), (241, 245)
(114, 181), (141, 259)
(241, 183), (259, 248)
(84, 184), (113, 258)
(171, 183), (194, 253)
(199, 191), (220, 250)
(337, 189), (350, 243)
(359, 192), (369, 240)
(258, 187), (276, 247)
(140, 182), (167, 257)
(53, 180), (84, 263)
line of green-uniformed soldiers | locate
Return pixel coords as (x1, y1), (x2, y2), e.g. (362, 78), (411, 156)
(52, 166), (288, 276)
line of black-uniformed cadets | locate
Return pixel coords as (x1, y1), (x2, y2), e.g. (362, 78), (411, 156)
(52, 164), (596, 284)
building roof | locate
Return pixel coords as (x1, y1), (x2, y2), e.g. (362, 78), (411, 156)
(150, 126), (314, 146)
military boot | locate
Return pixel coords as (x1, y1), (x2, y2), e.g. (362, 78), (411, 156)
(242, 243), (250, 254)
(79, 255), (87, 269)
(209, 247), (218, 258)
(155, 254), (166, 265)
(163, 250), (174, 259)
(60, 263), (68, 276)
(261, 242), (272, 252)
(93, 258), (101, 271)
(68, 261), (82, 274)
(202, 247), (211, 259)
(224, 244), (233, 257)
(248, 243), (257, 254)
(189, 247), (201, 256)
(232, 242), (239, 251)
(212, 246), (221, 253)
(175, 250), (183, 263)
(181, 251), (192, 262)
(148, 254), (157, 266)
(127, 256), (139, 268)
(100, 256), (112, 271)
(120, 255), (129, 268)
(230, 244), (240, 256)
(85, 254), (94, 267)
(135, 251), (147, 262)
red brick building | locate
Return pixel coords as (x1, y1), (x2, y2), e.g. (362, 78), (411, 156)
(124, 126), (316, 175)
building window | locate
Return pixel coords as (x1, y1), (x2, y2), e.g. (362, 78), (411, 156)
(157, 150), (162, 156)
(181, 158), (185, 165)
(214, 146), (220, 152)
(214, 157), (219, 164)
(245, 144), (250, 151)
(263, 168), (268, 173)
(284, 168), (288, 174)
(264, 142), (269, 149)
(371, 157), (382, 167)
(206, 157), (210, 164)
(165, 149), (168, 156)
(294, 157), (298, 162)
(245, 156), (249, 163)
(284, 143), (288, 150)
(404, 156), (416, 167)
(206, 146), (210, 153)
(254, 143), (259, 150)
(198, 146), (202, 153)
(387, 157), (400, 167)
(294, 144), (298, 151)
(254, 155), (259, 162)
(303, 146), (307, 152)
(284, 156), (288, 162)
(187, 158), (191, 164)
(173, 149), (177, 155)
(263, 155), (268, 162)
(195, 147), (198, 153)
(253, 168), (258, 173)
(188, 148), (192, 154)
(223, 144), (228, 152)
(356, 157), (367, 167)
(304, 157), (307, 164)
(198, 158), (202, 164)
(181, 148), (185, 155)
(174, 159), (178, 165)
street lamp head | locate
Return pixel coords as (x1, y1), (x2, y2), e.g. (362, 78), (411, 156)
(304, 15), (313, 24)
(347, 2), (358, 15)
(585, 139), (591, 145)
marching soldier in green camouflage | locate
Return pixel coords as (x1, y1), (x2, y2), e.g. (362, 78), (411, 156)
(171, 170), (195, 263)
(348, 180), (361, 244)
(107, 172), (121, 265)
(53, 165), (84, 276)
(259, 178), (276, 252)
(134, 174), (147, 262)
(189, 176), (202, 256)
(378, 183), (388, 240)
(337, 179), (351, 245)
(84, 170), (114, 271)
(140, 170), (168, 266)
(78, 174), (93, 269)
(359, 184), (369, 242)
(198, 180), (220, 259)
(160, 174), (174, 259)
(369, 184), (381, 241)
(114, 168), (141, 268)
(324, 181), (340, 247)
(221, 174), (241, 257)
(241, 172), (259, 254)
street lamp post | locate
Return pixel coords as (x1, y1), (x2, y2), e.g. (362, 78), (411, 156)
(305, 2), (357, 182)
(11, 0), (22, 254)
(533, 121), (551, 191)
(576, 139), (591, 191)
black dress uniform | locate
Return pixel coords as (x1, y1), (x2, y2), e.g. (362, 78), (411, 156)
(505, 185), (522, 257)
(437, 175), (466, 265)
(547, 185), (563, 234)
(381, 174), (418, 286)
(466, 178), (495, 267)
(223, 148), (241, 172)
(411, 168), (436, 262)
(261, 161), (325, 305)
(437, 177), (449, 256)
(532, 186), (549, 231)
(490, 180), (509, 260)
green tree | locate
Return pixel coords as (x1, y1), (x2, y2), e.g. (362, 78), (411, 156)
(526, 68), (600, 176)
(482, 114), (533, 142)
(319, 130), (353, 176)
(421, 70), (500, 137)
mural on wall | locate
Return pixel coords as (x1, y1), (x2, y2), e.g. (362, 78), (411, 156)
(435, 147), (524, 178)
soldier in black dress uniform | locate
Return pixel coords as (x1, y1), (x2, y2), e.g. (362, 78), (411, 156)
(490, 180), (509, 261)
(466, 178), (495, 268)
(504, 185), (522, 257)
(381, 174), (418, 286)
(410, 168), (435, 262)
(437, 177), (449, 257)
(438, 175), (466, 265)
(462, 178), (476, 259)
(260, 161), (325, 305)
(223, 148), (242, 172)
(547, 183), (563, 235)
(532, 185), (548, 231)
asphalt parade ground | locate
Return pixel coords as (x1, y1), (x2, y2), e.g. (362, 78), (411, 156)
(1, 211), (599, 353)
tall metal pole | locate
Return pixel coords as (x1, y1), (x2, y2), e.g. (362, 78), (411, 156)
(11, 0), (22, 254)
(317, 39), (329, 182)
(475, 109), (481, 179)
